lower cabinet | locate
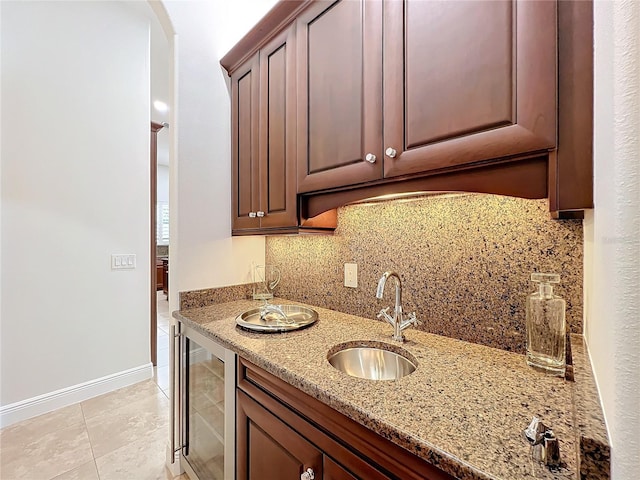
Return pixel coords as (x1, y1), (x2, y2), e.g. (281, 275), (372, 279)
(236, 358), (454, 480)
(323, 457), (359, 480)
(237, 390), (324, 480)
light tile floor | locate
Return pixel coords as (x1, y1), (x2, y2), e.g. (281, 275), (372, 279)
(0, 292), (186, 480)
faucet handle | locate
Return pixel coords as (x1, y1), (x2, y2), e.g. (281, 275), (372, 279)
(405, 312), (418, 325)
(399, 312), (419, 332)
(377, 307), (394, 324)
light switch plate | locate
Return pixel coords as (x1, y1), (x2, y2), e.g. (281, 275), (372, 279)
(344, 263), (358, 288)
(111, 254), (136, 270)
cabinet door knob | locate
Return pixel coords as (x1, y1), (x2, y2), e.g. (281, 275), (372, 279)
(385, 147), (397, 158)
(248, 212), (257, 218)
(256, 211), (265, 218)
(365, 153), (377, 164)
(300, 468), (315, 480)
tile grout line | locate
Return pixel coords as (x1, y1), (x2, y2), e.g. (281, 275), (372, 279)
(79, 402), (102, 480)
(81, 381), (170, 479)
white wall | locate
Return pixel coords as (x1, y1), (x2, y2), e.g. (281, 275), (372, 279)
(0, 1), (151, 411)
(0, 0), (276, 418)
(158, 165), (170, 203)
(161, 0), (278, 311)
(586, 1), (640, 477)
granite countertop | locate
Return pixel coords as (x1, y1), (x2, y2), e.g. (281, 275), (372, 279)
(174, 298), (580, 480)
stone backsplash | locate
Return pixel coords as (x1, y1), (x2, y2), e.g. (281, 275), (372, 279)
(266, 194), (583, 353)
(179, 283), (255, 310)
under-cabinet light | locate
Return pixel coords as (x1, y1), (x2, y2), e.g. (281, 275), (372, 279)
(350, 191), (471, 207)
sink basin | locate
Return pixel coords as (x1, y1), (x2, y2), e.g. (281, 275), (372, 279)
(235, 304), (318, 333)
(327, 343), (417, 380)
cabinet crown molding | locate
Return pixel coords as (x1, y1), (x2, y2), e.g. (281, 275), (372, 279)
(220, 0), (311, 75)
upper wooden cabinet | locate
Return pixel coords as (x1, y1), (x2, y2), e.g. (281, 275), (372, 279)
(231, 26), (336, 235)
(231, 29), (298, 234)
(231, 52), (261, 232)
(383, 0), (556, 178)
(295, 0), (556, 190)
(258, 27), (298, 230)
(295, 0), (383, 193)
(222, 0), (593, 220)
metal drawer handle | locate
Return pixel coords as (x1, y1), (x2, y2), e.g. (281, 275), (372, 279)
(365, 153), (376, 164)
(248, 212), (257, 218)
(300, 468), (315, 480)
(256, 211), (265, 217)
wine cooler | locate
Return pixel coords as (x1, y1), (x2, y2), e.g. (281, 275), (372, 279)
(171, 323), (236, 480)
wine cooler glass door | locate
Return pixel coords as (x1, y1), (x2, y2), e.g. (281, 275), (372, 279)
(180, 326), (235, 480)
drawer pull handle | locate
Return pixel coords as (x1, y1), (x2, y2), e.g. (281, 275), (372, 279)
(300, 468), (315, 480)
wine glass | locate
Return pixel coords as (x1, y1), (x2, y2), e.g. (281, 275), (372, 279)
(253, 264), (281, 301)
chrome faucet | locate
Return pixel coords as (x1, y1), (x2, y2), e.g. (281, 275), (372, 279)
(376, 271), (418, 342)
(259, 304), (292, 324)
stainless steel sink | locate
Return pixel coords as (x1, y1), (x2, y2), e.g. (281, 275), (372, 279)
(235, 304), (318, 333)
(327, 343), (417, 380)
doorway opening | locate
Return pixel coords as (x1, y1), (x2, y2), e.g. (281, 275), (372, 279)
(146, 0), (172, 371)
(150, 122), (166, 367)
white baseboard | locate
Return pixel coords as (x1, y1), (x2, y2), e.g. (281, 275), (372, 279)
(0, 363), (153, 429)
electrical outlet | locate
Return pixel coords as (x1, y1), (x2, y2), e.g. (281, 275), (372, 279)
(344, 263), (358, 288)
(111, 254), (136, 270)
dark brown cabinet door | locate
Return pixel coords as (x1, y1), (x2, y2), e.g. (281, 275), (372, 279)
(232, 27), (299, 234)
(237, 358), (455, 480)
(237, 390), (323, 480)
(324, 455), (393, 480)
(324, 457), (358, 480)
(296, 0), (383, 193)
(383, 0), (557, 178)
(231, 53), (261, 231)
(259, 26), (298, 229)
